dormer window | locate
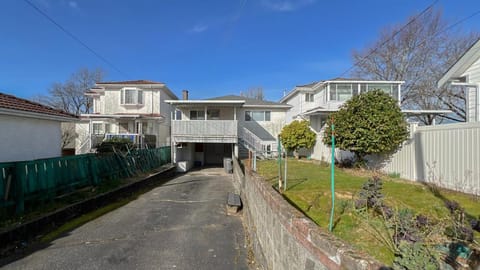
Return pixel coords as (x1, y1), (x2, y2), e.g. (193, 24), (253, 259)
(120, 88), (143, 105)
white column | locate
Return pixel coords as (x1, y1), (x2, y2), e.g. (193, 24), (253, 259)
(234, 106), (237, 120)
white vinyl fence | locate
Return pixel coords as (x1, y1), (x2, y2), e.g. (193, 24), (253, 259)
(380, 122), (480, 195)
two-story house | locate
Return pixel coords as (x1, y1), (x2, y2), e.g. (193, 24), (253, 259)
(75, 80), (178, 154)
(166, 91), (290, 172)
(280, 78), (404, 160)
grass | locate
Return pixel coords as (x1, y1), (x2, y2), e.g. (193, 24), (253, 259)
(256, 158), (480, 265)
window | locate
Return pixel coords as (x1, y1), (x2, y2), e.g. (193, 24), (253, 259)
(190, 110), (205, 120)
(245, 111), (271, 121)
(92, 123), (103, 134)
(305, 93), (314, 102)
(365, 83), (398, 99)
(207, 109), (220, 120)
(330, 83), (353, 101)
(121, 88), (143, 105)
(175, 110), (182, 120)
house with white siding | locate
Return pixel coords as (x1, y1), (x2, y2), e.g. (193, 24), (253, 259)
(280, 78), (404, 161)
(166, 91), (290, 172)
(438, 38), (480, 122)
(0, 92), (76, 162)
(75, 80), (178, 154)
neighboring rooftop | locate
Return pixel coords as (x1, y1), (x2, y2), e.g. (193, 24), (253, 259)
(97, 80), (165, 85)
(296, 77), (390, 88)
(208, 95), (291, 107)
(0, 92), (76, 119)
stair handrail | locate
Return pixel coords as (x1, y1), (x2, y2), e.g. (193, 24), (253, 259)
(77, 136), (91, 154)
(239, 126), (265, 152)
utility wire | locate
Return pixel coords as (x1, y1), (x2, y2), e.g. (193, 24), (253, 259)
(23, 0), (129, 78)
(338, 0), (439, 78)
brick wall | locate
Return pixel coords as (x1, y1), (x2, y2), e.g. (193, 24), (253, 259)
(232, 158), (383, 270)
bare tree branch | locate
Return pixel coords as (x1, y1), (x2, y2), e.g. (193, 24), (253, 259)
(240, 86), (265, 100)
(351, 8), (479, 125)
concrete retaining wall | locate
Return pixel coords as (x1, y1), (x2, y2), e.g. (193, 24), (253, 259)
(232, 158), (382, 270)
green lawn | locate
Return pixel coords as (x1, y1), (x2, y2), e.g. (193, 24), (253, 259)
(256, 158), (480, 265)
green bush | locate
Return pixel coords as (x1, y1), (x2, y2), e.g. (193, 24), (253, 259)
(279, 120), (316, 153)
(323, 90), (408, 164)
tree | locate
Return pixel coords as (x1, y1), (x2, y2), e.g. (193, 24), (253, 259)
(323, 90), (408, 164)
(279, 120), (316, 156)
(241, 87), (265, 100)
(351, 8), (479, 124)
(34, 68), (104, 115)
(32, 68), (104, 149)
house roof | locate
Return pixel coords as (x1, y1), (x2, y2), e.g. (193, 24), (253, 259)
(437, 38), (480, 88)
(296, 78), (374, 88)
(166, 95), (291, 108)
(208, 95), (290, 107)
(97, 80), (165, 85)
(0, 92), (76, 120)
(80, 113), (165, 120)
(88, 80), (178, 100)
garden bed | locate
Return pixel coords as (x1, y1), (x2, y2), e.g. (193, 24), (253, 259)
(256, 159), (480, 268)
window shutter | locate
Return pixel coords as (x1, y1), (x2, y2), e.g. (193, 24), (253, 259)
(120, 89), (124, 104)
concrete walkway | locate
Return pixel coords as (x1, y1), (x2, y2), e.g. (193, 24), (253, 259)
(3, 168), (249, 270)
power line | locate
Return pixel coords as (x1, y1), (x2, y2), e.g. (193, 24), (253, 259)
(23, 0), (129, 78)
(338, 0), (439, 78)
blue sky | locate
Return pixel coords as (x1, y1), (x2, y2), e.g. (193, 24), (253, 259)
(1, 0), (479, 101)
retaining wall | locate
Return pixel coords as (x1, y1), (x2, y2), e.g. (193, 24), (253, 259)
(232, 158), (383, 270)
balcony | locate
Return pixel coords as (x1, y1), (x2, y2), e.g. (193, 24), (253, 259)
(172, 120), (238, 143)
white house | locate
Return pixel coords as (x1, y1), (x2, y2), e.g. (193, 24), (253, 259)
(0, 92), (77, 162)
(76, 80), (178, 154)
(438, 38), (480, 122)
(166, 92), (291, 171)
(280, 78), (405, 161)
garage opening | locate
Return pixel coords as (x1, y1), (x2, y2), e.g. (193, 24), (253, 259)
(195, 143), (232, 166)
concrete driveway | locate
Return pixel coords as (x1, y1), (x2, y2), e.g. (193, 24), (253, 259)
(3, 168), (249, 270)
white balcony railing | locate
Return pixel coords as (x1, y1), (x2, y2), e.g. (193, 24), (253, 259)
(172, 120), (238, 143)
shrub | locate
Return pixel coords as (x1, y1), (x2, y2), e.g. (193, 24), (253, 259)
(323, 90), (408, 165)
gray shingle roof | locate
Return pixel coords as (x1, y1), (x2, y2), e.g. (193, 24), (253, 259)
(208, 95), (288, 107)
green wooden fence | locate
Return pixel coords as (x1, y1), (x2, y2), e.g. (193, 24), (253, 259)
(0, 146), (171, 215)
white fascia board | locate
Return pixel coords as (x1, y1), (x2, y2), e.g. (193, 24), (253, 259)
(279, 87), (310, 103)
(80, 114), (154, 118)
(99, 83), (166, 88)
(0, 108), (77, 122)
(402, 109), (452, 115)
(325, 80), (405, 84)
(162, 86), (179, 100)
(165, 100), (245, 105)
(438, 39), (480, 88)
(243, 104), (292, 109)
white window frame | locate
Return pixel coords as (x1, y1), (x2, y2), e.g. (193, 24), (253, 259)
(120, 87), (143, 105)
(190, 110), (205, 120)
(245, 111), (271, 121)
(305, 93), (314, 102)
